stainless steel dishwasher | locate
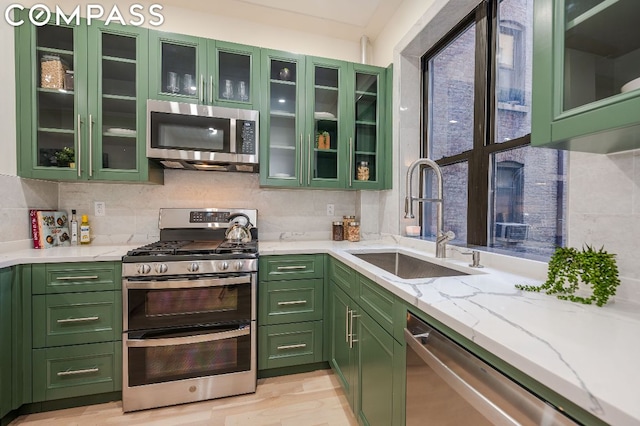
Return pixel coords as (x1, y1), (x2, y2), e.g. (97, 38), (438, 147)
(405, 313), (578, 425)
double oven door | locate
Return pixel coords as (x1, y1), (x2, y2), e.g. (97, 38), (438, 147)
(122, 272), (257, 412)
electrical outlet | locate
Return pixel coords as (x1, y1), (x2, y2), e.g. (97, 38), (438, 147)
(94, 201), (106, 217)
(326, 203), (335, 216)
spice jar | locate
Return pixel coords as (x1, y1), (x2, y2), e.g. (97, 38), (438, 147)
(346, 221), (360, 242)
(356, 161), (370, 181)
(342, 215), (355, 232)
(332, 221), (344, 241)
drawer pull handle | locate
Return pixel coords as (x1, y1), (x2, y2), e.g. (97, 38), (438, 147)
(277, 300), (307, 306)
(57, 367), (99, 377)
(57, 316), (100, 324)
(277, 343), (307, 350)
(56, 275), (100, 281)
(276, 266), (307, 271)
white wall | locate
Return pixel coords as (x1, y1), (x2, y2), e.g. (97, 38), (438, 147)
(0, 0), (17, 176)
(36, 0), (362, 62)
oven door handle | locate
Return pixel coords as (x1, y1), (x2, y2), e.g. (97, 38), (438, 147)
(124, 275), (251, 289)
(126, 327), (250, 347)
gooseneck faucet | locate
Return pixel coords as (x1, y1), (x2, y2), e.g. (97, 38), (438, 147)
(404, 158), (454, 258)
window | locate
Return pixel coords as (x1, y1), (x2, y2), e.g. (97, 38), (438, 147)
(421, 0), (566, 259)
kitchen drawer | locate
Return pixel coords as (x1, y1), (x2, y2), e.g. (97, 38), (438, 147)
(33, 291), (122, 348)
(357, 274), (395, 335)
(32, 262), (121, 294)
(32, 341), (121, 402)
(259, 279), (323, 325)
(258, 321), (323, 370)
(259, 255), (324, 282)
(329, 257), (356, 296)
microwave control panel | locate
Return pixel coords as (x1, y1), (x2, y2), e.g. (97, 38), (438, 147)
(239, 121), (256, 154)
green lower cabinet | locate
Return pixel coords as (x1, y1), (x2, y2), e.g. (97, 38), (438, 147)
(258, 321), (324, 369)
(32, 341), (120, 402)
(328, 284), (356, 410)
(0, 268), (12, 419)
(32, 291), (121, 348)
(329, 284), (398, 425)
(356, 309), (395, 426)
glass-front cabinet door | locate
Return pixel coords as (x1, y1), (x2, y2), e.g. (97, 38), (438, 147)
(260, 50), (305, 187)
(532, 0), (640, 153)
(563, 0), (640, 111)
(306, 58), (346, 188)
(350, 65), (385, 189)
(16, 14), (160, 182)
(88, 24), (151, 181)
(213, 41), (260, 108)
(149, 33), (258, 108)
(17, 20), (85, 180)
(148, 33), (206, 103)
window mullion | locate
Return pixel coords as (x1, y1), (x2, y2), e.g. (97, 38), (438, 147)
(468, 2), (491, 246)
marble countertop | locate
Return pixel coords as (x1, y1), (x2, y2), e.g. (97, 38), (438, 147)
(1, 238), (638, 424)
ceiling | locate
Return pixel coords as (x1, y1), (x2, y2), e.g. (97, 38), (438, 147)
(158, 0), (404, 41)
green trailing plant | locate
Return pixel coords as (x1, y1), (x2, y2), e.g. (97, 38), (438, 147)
(516, 245), (620, 307)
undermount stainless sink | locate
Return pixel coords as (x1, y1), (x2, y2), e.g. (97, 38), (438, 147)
(352, 252), (468, 279)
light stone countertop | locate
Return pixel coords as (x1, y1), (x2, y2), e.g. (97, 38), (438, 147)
(1, 237), (638, 425)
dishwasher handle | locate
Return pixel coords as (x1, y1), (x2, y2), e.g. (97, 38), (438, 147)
(404, 327), (521, 426)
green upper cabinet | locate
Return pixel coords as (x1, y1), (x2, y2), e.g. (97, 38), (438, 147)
(532, 0), (640, 153)
(349, 64), (387, 190)
(260, 50), (388, 190)
(15, 15), (162, 183)
(259, 49), (307, 187)
(148, 31), (260, 109)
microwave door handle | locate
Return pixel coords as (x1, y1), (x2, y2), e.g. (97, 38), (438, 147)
(127, 327), (250, 348)
(200, 74), (205, 103)
(230, 119), (237, 153)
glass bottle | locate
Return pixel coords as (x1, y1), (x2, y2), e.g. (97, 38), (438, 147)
(80, 214), (91, 244)
(70, 209), (78, 245)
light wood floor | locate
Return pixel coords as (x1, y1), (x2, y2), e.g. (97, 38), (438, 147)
(10, 370), (357, 426)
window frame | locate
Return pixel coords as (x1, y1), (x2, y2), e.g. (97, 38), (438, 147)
(420, 0), (534, 247)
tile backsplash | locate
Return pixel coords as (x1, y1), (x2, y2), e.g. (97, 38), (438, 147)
(55, 170), (359, 244)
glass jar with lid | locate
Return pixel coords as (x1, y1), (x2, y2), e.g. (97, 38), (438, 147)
(346, 221), (360, 242)
(332, 221), (344, 241)
(343, 215), (355, 231)
(356, 161), (370, 181)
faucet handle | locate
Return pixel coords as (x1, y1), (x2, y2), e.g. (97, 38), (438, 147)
(459, 249), (483, 268)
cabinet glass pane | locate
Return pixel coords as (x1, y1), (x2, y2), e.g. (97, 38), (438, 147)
(268, 60), (298, 178)
(354, 72), (378, 183)
(219, 51), (251, 102)
(563, 0), (640, 111)
(314, 67), (339, 180)
(161, 43), (198, 96)
(102, 33), (136, 60)
(36, 25), (76, 169)
(101, 33), (137, 170)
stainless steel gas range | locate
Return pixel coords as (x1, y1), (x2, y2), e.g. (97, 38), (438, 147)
(121, 208), (258, 412)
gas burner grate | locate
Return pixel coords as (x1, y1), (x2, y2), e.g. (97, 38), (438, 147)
(126, 240), (192, 256)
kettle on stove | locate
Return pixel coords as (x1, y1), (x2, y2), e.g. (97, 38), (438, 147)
(225, 212), (254, 243)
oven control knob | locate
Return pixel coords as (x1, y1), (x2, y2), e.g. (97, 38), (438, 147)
(137, 264), (151, 275)
(219, 261), (229, 271)
(188, 263), (200, 272)
(155, 263), (168, 274)
(234, 261), (244, 271)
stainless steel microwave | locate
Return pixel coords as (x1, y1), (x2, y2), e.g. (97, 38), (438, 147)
(147, 100), (259, 172)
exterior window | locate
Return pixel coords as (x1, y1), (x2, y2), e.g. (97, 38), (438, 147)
(421, 0), (566, 259)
